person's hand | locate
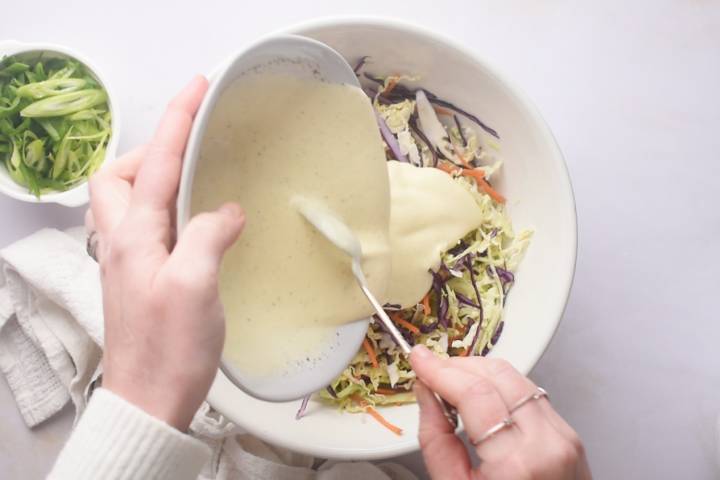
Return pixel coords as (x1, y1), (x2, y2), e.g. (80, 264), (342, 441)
(410, 345), (592, 480)
(86, 76), (246, 431)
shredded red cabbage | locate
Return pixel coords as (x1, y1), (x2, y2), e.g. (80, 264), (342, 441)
(429, 268), (451, 328)
(408, 114), (438, 166)
(490, 321), (504, 346)
(466, 319), (483, 356)
(453, 114), (468, 147)
(375, 110), (409, 163)
(464, 255), (484, 316)
(363, 72), (385, 86)
(420, 319), (439, 334)
(295, 394), (310, 420)
(325, 386), (338, 399)
(456, 292), (481, 309)
(400, 329), (416, 346)
(363, 86), (378, 98)
(427, 98), (499, 139)
(353, 56), (370, 74)
(448, 240), (468, 257)
(463, 255), (486, 356)
(495, 267), (515, 288)
(438, 293), (449, 328)
(373, 313), (404, 348)
(488, 265), (515, 295)
(363, 72), (500, 139)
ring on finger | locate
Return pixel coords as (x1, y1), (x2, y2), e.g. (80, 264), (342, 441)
(86, 231), (99, 262)
(471, 416), (514, 446)
(509, 387), (549, 414)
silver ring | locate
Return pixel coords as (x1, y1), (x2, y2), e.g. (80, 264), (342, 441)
(509, 387), (549, 414)
(86, 231), (98, 262)
(471, 417), (514, 446)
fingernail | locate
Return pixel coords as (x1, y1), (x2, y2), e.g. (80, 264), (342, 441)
(411, 344), (433, 360)
(219, 203), (243, 218)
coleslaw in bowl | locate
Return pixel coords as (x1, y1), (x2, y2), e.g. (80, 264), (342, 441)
(206, 17), (577, 460)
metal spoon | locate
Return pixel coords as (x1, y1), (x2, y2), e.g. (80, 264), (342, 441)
(293, 196), (459, 428)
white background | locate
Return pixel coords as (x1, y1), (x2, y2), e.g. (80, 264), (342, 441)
(1, 0), (719, 478)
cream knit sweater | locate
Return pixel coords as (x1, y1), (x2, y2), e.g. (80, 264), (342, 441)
(48, 389), (210, 480)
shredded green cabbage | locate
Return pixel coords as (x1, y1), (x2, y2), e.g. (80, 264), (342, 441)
(320, 72), (532, 413)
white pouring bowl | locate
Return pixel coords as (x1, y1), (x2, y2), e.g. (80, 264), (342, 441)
(204, 17), (577, 460)
(177, 34), (380, 402)
(0, 40), (120, 207)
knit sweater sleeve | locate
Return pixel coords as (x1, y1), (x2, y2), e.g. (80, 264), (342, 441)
(48, 388), (210, 480)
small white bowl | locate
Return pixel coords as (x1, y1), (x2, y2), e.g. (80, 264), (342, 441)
(206, 17), (577, 460)
(0, 40), (120, 207)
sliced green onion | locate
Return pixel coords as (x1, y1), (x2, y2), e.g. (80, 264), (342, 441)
(21, 89), (107, 118)
(37, 118), (61, 142)
(9, 139), (21, 168)
(0, 62), (30, 77)
(5, 156), (26, 186)
(66, 128), (110, 141)
(23, 138), (45, 170)
(17, 78), (87, 100)
(51, 130), (72, 179)
(0, 96), (21, 118)
(67, 108), (103, 121)
(0, 54), (111, 195)
(48, 62), (78, 80)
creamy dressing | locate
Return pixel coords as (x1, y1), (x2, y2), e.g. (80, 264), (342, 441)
(385, 161), (484, 307)
(191, 74), (485, 377)
(191, 74), (391, 375)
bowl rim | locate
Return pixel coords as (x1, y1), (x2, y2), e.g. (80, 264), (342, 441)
(0, 40), (121, 207)
(207, 15), (578, 460)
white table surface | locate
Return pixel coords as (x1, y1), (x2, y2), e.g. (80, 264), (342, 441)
(2, 0), (719, 478)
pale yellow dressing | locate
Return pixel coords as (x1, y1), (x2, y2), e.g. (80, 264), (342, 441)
(191, 74), (390, 375)
(385, 161), (484, 307)
(192, 74), (485, 377)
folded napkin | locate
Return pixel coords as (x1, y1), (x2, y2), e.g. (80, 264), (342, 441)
(0, 228), (416, 480)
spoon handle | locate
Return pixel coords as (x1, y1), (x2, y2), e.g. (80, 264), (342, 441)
(352, 263), (458, 429)
(358, 282), (413, 355)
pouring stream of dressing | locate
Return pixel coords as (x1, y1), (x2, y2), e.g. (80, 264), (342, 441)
(293, 196), (459, 428)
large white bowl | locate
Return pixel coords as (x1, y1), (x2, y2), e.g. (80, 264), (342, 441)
(0, 40), (120, 207)
(206, 17), (577, 460)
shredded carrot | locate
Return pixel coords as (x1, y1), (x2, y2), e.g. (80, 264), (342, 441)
(457, 168), (507, 204)
(433, 105), (454, 116)
(382, 77), (399, 96)
(421, 293), (431, 316)
(475, 178), (505, 203)
(436, 162), (458, 175)
(451, 144), (472, 168)
(391, 313), (421, 335)
(362, 338), (379, 368)
(459, 167), (485, 183)
(366, 405), (403, 435)
(436, 163), (506, 204)
(376, 387), (402, 395)
(352, 395), (403, 435)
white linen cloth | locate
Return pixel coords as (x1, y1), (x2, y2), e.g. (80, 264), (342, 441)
(0, 228), (416, 480)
